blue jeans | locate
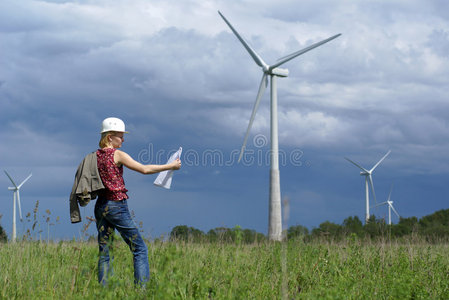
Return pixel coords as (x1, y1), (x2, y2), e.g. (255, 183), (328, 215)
(94, 198), (150, 286)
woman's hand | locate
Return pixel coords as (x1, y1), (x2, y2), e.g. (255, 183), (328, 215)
(171, 158), (181, 170)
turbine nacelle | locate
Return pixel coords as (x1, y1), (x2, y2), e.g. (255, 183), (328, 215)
(268, 67), (289, 77)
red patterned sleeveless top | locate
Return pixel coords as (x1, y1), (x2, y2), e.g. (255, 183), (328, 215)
(96, 148), (129, 201)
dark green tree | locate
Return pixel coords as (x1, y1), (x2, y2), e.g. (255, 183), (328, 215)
(0, 215), (7, 242)
(207, 227), (233, 242)
(170, 225), (204, 242)
(206, 228), (218, 242)
(287, 224), (309, 240)
(205, 227), (265, 243)
(312, 221), (343, 240)
(0, 224), (7, 242)
(418, 209), (449, 241)
(391, 216), (418, 237)
(342, 216), (364, 237)
(419, 209), (449, 228)
(242, 229), (266, 243)
(364, 215), (387, 238)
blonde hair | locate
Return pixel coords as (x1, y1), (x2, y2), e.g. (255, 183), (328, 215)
(99, 131), (118, 148)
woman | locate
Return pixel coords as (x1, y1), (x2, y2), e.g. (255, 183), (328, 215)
(95, 117), (181, 286)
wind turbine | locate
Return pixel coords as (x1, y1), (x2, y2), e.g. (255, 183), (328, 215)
(218, 11), (341, 240)
(345, 150), (391, 224)
(374, 185), (399, 225)
(4, 170), (32, 242)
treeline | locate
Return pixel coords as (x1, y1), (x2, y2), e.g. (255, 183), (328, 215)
(298, 208), (449, 242)
(170, 209), (449, 243)
(1, 209), (447, 243)
(170, 225), (266, 244)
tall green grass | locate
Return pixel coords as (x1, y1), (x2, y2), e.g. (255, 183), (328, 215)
(1, 238), (448, 299)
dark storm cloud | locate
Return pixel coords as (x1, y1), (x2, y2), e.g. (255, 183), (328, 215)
(1, 0), (448, 239)
(1, 0), (448, 169)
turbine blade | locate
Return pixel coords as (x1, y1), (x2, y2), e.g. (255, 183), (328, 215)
(218, 11), (268, 69)
(17, 190), (23, 221)
(373, 201), (388, 208)
(238, 73), (268, 163)
(387, 184), (393, 202)
(344, 157), (369, 173)
(368, 174), (377, 205)
(370, 150), (391, 172)
(390, 203), (400, 218)
(272, 33), (341, 69)
(4, 170), (18, 189)
(17, 173), (32, 189)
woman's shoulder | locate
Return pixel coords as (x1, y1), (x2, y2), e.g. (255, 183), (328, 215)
(97, 147), (116, 153)
(113, 149), (131, 159)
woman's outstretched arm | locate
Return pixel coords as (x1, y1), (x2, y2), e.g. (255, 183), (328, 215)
(114, 150), (181, 174)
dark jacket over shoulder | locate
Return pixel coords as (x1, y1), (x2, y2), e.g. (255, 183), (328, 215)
(70, 152), (104, 223)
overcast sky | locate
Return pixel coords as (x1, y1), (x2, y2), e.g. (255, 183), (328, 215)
(1, 0), (449, 240)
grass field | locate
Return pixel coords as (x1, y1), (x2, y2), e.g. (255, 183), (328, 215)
(1, 237), (448, 299)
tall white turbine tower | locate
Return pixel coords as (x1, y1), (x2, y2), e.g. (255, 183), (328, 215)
(4, 170), (32, 242)
(345, 150), (390, 224)
(374, 185), (399, 225)
(219, 11), (341, 240)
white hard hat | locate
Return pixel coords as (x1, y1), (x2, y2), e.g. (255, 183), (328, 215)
(100, 117), (129, 133)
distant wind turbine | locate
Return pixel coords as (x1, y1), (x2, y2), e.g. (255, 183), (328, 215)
(4, 170), (32, 242)
(219, 11), (341, 240)
(345, 150), (391, 223)
(374, 184), (399, 225)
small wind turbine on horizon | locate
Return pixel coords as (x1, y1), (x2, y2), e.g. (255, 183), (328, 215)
(218, 11), (341, 241)
(345, 150), (391, 224)
(4, 170), (32, 242)
(374, 184), (400, 225)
